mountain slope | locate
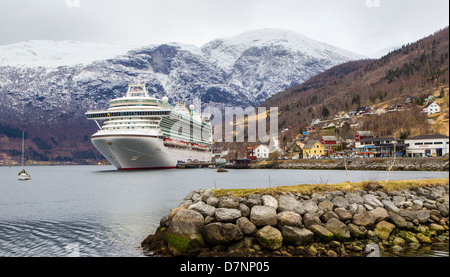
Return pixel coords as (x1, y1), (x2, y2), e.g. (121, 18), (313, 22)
(261, 27), (449, 139)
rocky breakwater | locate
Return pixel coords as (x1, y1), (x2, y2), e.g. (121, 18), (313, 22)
(141, 184), (449, 257)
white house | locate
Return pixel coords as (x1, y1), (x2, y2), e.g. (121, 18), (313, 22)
(254, 144), (270, 159)
(405, 134), (449, 157)
(423, 101), (441, 115)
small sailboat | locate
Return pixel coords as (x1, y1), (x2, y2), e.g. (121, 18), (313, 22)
(18, 131), (31, 181)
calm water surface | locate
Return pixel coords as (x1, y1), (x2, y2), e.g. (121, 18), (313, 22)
(0, 165), (448, 257)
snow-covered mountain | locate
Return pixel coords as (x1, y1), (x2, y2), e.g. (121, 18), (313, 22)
(0, 29), (364, 143)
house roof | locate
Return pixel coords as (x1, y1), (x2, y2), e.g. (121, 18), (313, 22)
(303, 140), (321, 149)
(356, 131), (374, 136)
(406, 134), (449, 140)
(359, 137), (395, 143)
(423, 101), (439, 108)
(322, 136), (337, 141)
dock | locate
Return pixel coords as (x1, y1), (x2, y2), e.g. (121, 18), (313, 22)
(176, 162), (216, 168)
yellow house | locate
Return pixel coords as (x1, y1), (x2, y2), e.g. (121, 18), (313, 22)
(302, 140), (325, 158)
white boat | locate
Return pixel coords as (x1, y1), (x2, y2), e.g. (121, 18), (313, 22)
(18, 131), (31, 181)
(85, 82), (213, 170)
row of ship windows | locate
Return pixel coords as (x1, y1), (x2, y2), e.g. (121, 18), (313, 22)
(103, 126), (157, 130)
(86, 110), (170, 118)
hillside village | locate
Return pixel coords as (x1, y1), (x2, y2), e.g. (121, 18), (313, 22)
(216, 86), (449, 163)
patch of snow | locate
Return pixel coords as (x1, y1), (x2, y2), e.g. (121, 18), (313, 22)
(0, 40), (138, 68)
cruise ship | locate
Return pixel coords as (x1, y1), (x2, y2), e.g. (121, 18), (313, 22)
(85, 82), (213, 170)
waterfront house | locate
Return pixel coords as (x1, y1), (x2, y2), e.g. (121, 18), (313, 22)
(246, 146), (257, 161)
(302, 140), (325, 158)
(405, 134), (449, 157)
(355, 131), (374, 141)
(354, 137), (407, 157)
(422, 101), (441, 115)
(253, 144), (270, 159)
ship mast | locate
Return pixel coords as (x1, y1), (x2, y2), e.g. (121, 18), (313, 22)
(21, 131), (25, 170)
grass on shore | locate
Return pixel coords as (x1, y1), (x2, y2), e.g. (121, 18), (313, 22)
(213, 178), (449, 198)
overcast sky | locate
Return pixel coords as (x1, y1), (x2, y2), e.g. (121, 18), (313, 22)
(0, 0), (448, 55)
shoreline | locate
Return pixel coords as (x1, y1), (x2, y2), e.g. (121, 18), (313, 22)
(141, 179), (449, 257)
(2, 157), (448, 172)
(244, 157), (449, 171)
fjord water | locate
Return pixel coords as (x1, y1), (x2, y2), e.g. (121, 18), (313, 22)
(0, 165), (448, 257)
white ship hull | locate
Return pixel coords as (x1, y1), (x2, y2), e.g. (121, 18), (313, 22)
(92, 134), (212, 170)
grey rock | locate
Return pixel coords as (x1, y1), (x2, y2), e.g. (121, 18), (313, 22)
(388, 211), (408, 228)
(282, 226), (314, 246)
(206, 196), (219, 207)
(245, 194), (262, 207)
(332, 196), (350, 209)
(304, 200), (319, 214)
(166, 209), (205, 254)
(236, 217), (257, 235)
(277, 211), (302, 228)
(352, 210), (375, 227)
(318, 200), (334, 213)
(218, 197), (240, 209)
(321, 211), (339, 222)
(416, 209), (430, 224)
(188, 201), (216, 217)
(238, 203), (250, 217)
(382, 199), (400, 213)
(369, 207), (389, 224)
(308, 224), (334, 241)
(303, 212), (322, 227)
(203, 222), (243, 245)
(334, 208), (353, 222)
(397, 209), (416, 222)
(345, 193), (364, 205)
(325, 218), (351, 241)
(256, 225), (283, 250)
(215, 208), (242, 222)
(277, 194), (306, 215)
(363, 194), (384, 208)
(250, 205), (277, 226)
(348, 223), (367, 239)
(201, 189), (215, 202)
(262, 195), (278, 210)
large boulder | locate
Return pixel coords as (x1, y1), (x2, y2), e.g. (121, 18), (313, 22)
(256, 225), (283, 250)
(352, 210), (375, 227)
(308, 224), (334, 241)
(277, 211), (302, 228)
(218, 197), (240, 209)
(236, 217), (257, 235)
(262, 195), (278, 210)
(388, 211), (408, 228)
(334, 208), (352, 222)
(348, 223), (367, 239)
(166, 209), (205, 255)
(332, 196), (350, 209)
(203, 222), (243, 245)
(304, 200), (319, 214)
(369, 207), (389, 223)
(250, 205), (277, 226)
(325, 218), (351, 241)
(303, 212), (322, 227)
(277, 194), (306, 215)
(215, 208), (242, 222)
(374, 221), (395, 240)
(282, 226), (314, 246)
(188, 201), (216, 217)
(416, 210), (430, 224)
(363, 194), (384, 208)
